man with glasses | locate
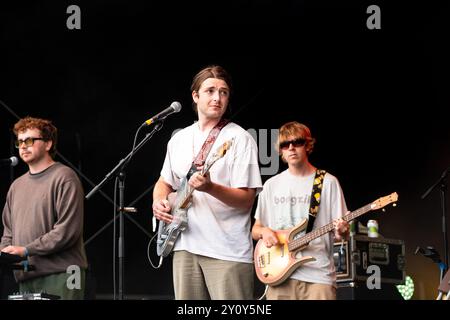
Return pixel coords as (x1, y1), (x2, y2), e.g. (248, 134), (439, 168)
(0, 116), (87, 299)
(252, 121), (349, 300)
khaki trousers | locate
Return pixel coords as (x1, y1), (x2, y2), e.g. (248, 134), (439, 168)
(173, 250), (254, 300)
(266, 278), (336, 300)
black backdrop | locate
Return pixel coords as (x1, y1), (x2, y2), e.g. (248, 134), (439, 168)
(1, 1), (449, 300)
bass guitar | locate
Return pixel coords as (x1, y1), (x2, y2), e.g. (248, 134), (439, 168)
(254, 192), (398, 286)
(156, 139), (234, 257)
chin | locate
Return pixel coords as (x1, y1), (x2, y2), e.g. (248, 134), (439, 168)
(207, 112), (223, 119)
(21, 157), (34, 164)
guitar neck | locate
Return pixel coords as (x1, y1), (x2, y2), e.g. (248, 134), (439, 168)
(178, 161), (215, 209)
(177, 139), (234, 209)
(288, 203), (373, 251)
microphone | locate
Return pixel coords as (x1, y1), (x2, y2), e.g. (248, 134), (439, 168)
(142, 101), (182, 126)
(0, 156), (19, 167)
(415, 246), (442, 263)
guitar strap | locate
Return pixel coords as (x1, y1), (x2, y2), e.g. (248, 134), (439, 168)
(305, 169), (327, 233)
(186, 118), (229, 180)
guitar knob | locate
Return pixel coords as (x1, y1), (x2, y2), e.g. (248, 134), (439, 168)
(263, 273), (269, 277)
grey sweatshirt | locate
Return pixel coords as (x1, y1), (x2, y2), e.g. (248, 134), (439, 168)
(1, 162), (88, 281)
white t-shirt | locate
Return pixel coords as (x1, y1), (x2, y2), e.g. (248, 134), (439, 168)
(161, 121), (263, 263)
(254, 169), (347, 285)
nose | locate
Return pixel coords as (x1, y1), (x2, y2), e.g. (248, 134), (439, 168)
(212, 90), (220, 101)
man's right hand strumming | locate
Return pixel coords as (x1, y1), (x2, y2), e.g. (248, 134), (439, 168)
(152, 199), (172, 223)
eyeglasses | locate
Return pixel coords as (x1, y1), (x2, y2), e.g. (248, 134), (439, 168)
(15, 137), (46, 148)
(279, 138), (306, 150)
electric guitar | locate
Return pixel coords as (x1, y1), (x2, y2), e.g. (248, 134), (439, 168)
(156, 139), (234, 257)
(254, 192), (398, 286)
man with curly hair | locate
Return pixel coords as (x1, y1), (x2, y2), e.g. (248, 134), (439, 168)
(1, 116), (87, 299)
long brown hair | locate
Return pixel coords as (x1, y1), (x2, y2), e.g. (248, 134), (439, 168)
(190, 65), (233, 113)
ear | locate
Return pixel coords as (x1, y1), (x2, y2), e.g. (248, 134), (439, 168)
(192, 91), (199, 103)
(45, 140), (53, 153)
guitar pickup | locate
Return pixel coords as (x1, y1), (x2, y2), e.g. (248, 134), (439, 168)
(257, 255), (265, 268)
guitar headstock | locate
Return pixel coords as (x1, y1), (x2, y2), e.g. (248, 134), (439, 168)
(211, 138), (234, 161)
(200, 138), (234, 175)
(371, 192), (398, 211)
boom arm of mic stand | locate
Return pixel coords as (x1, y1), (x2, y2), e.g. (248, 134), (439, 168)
(85, 121), (165, 200)
(84, 120), (164, 300)
(421, 166), (450, 200)
(421, 165), (450, 274)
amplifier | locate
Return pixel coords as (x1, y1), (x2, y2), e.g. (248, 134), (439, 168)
(336, 281), (404, 300)
(333, 235), (406, 284)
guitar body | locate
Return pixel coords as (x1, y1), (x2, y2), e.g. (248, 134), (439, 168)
(254, 192), (398, 286)
(254, 219), (315, 286)
(156, 207), (188, 257)
(156, 180), (191, 257)
(155, 139), (235, 258)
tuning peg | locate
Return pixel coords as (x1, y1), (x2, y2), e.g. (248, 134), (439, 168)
(382, 208), (386, 212)
(393, 203), (397, 207)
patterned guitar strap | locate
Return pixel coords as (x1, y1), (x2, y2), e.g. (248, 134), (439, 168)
(186, 118), (229, 180)
(305, 169), (327, 233)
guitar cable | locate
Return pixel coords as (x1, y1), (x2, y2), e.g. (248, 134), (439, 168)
(152, 216), (157, 233)
(257, 285), (269, 300)
(338, 241), (345, 272)
(147, 231), (163, 269)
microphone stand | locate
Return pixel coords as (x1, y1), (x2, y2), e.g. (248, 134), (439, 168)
(9, 133), (15, 184)
(86, 120), (164, 300)
(422, 166), (450, 273)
